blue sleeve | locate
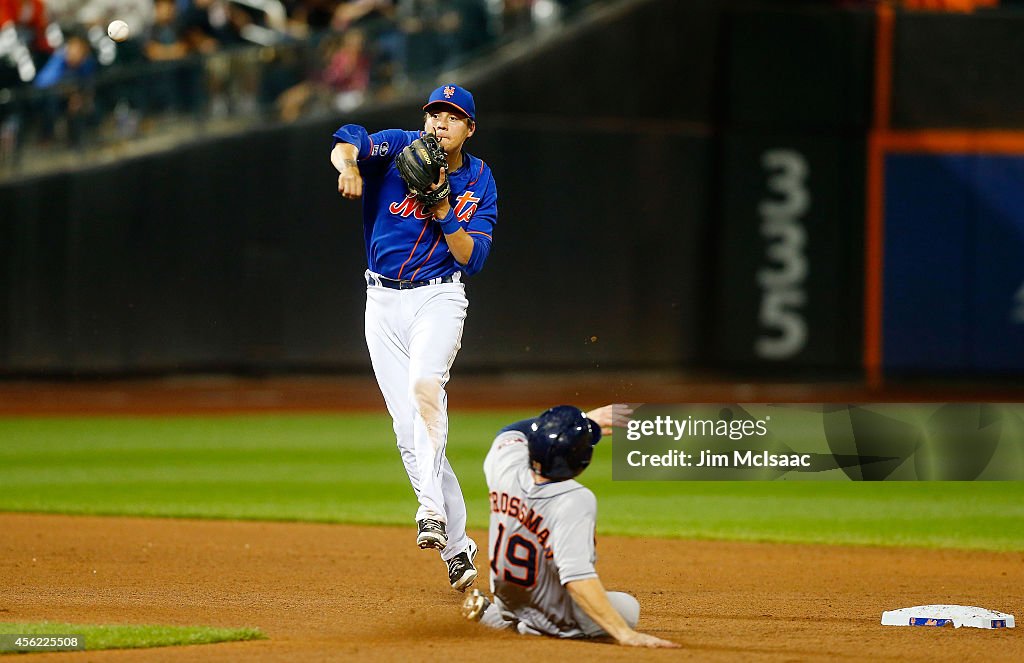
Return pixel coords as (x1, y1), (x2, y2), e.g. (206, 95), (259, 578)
(331, 126), (416, 164)
(499, 419), (535, 436)
(81, 57), (97, 79)
(33, 52), (66, 89)
(460, 174), (497, 276)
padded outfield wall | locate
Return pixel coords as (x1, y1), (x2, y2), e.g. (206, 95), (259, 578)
(2, 1), (1023, 378)
(0, 0), (721, 375)
(710, 4), (1024, 379)
(868, 9), (1024, 379)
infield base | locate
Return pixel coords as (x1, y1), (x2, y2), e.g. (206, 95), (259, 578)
(881, 605), (1016, 629)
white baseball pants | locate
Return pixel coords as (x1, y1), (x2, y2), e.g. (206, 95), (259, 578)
(364, 270), (470, 562)
(572, 591), (641, 637)
(481, 592), (640, 637)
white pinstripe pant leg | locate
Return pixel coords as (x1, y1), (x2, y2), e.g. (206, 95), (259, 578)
(365, 280), (469, 562)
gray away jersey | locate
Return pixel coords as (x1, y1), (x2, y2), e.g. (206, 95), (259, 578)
(483, 429), (598, 637)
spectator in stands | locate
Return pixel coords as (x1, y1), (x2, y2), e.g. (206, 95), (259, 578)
(389, 0), (491, 79)
(331, 0), (399, 92)
(144, 0), (190, 113)
(235, 0), (289, 37)
(395, 0), (443, 77)
(32, 30), (95, 143)
(437, 0), (491, 68)
(331, 0), (391, 32)
(283, 0), (337, 37)
(3, 0), (527, 164)
(146, 0), (188, 61)
(1, 0), (59, 65)
(1, 0), (61, 84)
(180, 0), (234, 52)
(501, 0), (532, 34)
(225, 2), (255, 43)
(33, 27), (92, 85)
(179, 0), (230, 115)
(320, 26), (368, 104)
(275, 26), (368, 121)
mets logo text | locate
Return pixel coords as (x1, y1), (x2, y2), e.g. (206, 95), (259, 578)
(389, 195), (431, 220)
(453, 191), (480, 222)
(388, 191), (481, 223)
(444, 86), (456, 98)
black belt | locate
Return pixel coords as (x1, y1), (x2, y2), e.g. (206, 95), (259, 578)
(368, 274), (455, 290)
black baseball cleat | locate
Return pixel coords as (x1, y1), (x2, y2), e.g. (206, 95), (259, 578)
(416, 518), (448, 550)
(447, 539), (478, 592)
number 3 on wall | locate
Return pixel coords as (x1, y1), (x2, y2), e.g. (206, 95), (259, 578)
(490, 523), (538, 587)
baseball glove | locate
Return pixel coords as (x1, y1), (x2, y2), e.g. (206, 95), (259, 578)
(395, 134), (451, 208)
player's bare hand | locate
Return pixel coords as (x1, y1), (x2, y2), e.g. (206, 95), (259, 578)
(617, 631), (680, 649)
(338, 165), (363, 199)
(584, 404), (634, 435)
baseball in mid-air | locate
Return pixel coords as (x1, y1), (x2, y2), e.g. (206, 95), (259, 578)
(107, 20), (130, 42)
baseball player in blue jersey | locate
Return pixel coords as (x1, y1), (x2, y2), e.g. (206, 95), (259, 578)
(461, 404), (679, 648)
(330, 84), (496, 592)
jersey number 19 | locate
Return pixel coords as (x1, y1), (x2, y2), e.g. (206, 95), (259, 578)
(491, 523), (538, 587)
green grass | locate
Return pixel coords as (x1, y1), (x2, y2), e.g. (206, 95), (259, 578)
(0, 621), (264, 653)
(1, 412), (1022, 551)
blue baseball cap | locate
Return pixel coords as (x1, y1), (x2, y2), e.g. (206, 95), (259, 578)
(423, 84), (476, 122)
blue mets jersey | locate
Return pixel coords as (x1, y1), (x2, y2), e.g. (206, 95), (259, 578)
(332, 125), (498, 281)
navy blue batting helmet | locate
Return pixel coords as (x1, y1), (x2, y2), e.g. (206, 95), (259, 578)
(527, 406), (602, 481)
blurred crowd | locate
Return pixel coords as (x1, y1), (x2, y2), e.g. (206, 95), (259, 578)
(0, 0), (585, 160)
(1, 0), (1012, 96)
(1, 0), (1009, 96)
(1, 0), (1011, 167)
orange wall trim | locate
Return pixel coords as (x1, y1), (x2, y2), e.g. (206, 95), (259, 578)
(871, 3), (894, 132)
(879, 130), (1024, 154)
(865, 134), (886, 390)
(865, 3), (894, 389)
(863, 4), (1024, 387)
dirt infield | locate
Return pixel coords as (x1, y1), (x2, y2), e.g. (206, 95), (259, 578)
(2, 374), (1022, 660)
(1, 513), (1021, 662)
